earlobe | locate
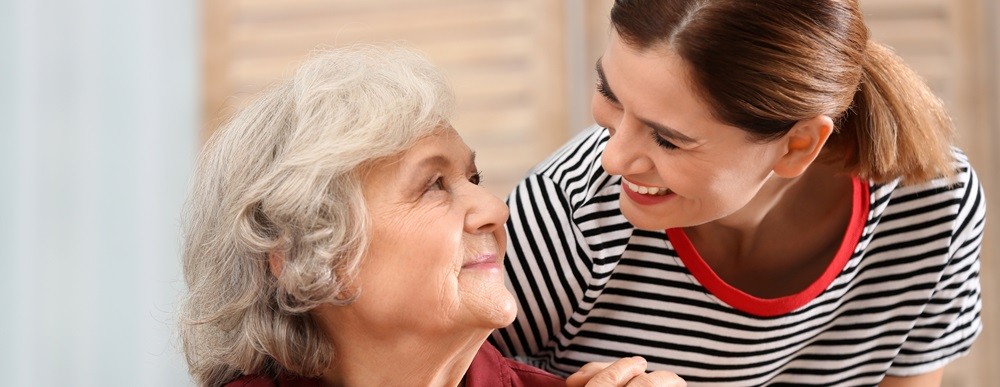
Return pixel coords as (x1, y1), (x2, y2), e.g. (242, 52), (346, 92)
(773, 115), (834, 178)
(268, 250), (285, 278)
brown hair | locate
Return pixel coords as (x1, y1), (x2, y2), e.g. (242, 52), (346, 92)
(610, 0), (954, 184)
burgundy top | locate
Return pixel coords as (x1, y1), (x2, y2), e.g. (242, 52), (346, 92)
(224, 342), (563, 387)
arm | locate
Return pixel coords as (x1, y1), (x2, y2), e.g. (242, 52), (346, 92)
(880, 368), (943, 387)
(887, 155), (984, 379)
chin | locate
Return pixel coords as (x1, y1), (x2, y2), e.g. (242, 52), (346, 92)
(490, 292), (519, 327)
(621, 205), (674, 230)
(460, 280), (519, 329)
(483, 290), (519, 329)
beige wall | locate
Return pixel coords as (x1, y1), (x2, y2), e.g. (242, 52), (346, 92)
(203, 0), (568, 198)
(203, 1), (997, 385)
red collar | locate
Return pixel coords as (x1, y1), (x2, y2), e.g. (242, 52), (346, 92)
(667, 176), (870, 317)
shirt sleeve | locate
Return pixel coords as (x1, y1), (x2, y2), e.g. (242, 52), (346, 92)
(887, 163), (986, 376)
(489, 172), (592, 369)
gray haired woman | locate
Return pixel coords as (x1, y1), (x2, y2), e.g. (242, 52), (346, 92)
(178, 45), (682, 387)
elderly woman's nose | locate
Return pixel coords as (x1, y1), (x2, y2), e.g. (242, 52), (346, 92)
(464, 188), (509, 234)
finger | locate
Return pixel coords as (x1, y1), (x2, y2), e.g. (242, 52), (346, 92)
(583, 356), (648, 387)
(623, 371), (686, 387)
(566, 362), (613, 387)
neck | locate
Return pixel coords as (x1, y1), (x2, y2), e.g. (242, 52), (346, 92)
(315, 309), (489, 387)
(690, 162), (849, 261)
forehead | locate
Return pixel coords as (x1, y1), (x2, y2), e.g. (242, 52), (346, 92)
(397, 126), (468, 163)
(605, 37), (697, 106)
(364, 126), (470, 180)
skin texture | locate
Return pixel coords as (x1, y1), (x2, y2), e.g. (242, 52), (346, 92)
(567, 357), (686, 387)
(881, 369), (944, 387)
(306, 126), (516, 386)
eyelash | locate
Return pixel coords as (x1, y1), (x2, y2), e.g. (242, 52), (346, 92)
(596, 81), (616, 102)
(650, 130), (679, 150)
(427, 171), (484, 192)
(595, 76), (677, 151)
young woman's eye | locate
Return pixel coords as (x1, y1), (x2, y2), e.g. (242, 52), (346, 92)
(651, 131), (679, 150)
(469, 171), (483, 186)
(596, 81), (617, 103)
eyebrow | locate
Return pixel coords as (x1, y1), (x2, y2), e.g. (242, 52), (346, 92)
(595, 58), (699, 145)
(643, 119), (699, 145)
(412, 150), (477, 173)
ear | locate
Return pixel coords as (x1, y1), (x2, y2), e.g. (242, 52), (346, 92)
(268, 250), (285, 278)
(773, 115), (834, 178)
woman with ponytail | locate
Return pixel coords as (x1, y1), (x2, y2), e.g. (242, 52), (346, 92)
(493, 1), (984, 385)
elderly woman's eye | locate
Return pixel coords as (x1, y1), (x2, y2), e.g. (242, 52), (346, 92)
(470, 171), (483, 186)
(429, 176), (445, 191)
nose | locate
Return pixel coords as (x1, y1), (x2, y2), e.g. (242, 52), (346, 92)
(464, 184), (509, 235)
(600, 116), (654, 176)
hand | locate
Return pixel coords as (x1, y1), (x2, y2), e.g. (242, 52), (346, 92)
(565, 356), (686, 387)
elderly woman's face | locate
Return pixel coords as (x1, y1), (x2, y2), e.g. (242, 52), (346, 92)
(349, 126), (515, 335)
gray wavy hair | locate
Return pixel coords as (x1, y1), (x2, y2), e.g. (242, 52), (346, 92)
(178, 44), (455, 386)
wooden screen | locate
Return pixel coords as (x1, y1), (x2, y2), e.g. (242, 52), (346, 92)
(204, 0), (567, 198)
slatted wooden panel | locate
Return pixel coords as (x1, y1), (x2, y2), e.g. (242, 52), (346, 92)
(864, 1), (996, 385)
(203, 0), (567, 198)
(863, 0), (954, 107)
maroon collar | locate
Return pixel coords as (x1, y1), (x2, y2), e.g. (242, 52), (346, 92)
(226, 342), (562, 387)
(465, 342), (564, 387)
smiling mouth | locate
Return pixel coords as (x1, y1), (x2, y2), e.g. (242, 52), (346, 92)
(623, 179), (672, 196)
(462, 253), (499, 268)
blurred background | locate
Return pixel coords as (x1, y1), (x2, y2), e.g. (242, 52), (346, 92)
(1, 0), (996, 386)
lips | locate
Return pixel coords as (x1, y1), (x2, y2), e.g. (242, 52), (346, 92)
(621, 178), (675, 206)
(623, 179), (671, 196)
(462, 253), (499, 269)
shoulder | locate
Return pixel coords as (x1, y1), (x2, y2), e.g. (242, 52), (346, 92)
(513, 125), (618, 211)
(532, 124), (607, 178)
(224, 375), (276, 387)
(528, 125), (611, 189)
(877, 148), (983, 214)
(502, 358), (565, 387)
(223, 374), (324, 387)
(467, 342), (564, 387)
(868, 147), (985, 259)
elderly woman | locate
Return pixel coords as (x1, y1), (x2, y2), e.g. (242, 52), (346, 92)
(179, 45), (680, 387)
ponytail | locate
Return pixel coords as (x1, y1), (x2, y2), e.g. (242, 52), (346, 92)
(833, 41), (955, 185)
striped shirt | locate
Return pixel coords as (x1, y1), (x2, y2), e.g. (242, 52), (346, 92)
(490, 126), (984, 386)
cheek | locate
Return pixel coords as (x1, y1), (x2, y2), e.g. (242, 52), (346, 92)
(706, 164), (771, 211)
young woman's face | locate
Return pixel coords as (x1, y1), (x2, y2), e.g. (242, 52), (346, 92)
(592, 33), (787, 230)
(348, 127), (515, 336)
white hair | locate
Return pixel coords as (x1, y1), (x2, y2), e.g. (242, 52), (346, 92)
(178, 44), (455, 386)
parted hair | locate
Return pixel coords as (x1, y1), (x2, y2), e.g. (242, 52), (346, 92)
(611, 0), (955, 184)
(178, 44), (454, 386)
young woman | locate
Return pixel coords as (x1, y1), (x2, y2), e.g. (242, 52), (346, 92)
(492, 1), (984, 386)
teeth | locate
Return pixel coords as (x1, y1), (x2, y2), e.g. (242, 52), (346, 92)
(625, 180), (670, 196)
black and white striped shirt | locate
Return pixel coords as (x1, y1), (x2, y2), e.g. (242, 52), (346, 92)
(490, 126), (984, 386)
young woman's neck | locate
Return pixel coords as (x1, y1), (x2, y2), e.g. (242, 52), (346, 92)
(692, 161), (851, 259)
(315, 312), (490, 387)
